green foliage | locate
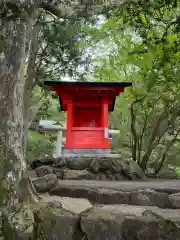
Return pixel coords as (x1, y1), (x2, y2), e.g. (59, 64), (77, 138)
(175, 167), (180, 177)
(25, 14), (91, 160)
(35, 16), (92, 84)
(88, 1), (180, 173)
(34, 95), (65, 122)
(26, 131), (55, 163)
(25, 1), (180, 176)
(25, 13), (98, 127)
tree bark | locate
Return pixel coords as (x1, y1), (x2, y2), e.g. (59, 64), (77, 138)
(0, 4), (38, 217)
(23, 19), (40, 154)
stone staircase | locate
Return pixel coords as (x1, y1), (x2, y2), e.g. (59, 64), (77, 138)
(28, 155), (180, 239)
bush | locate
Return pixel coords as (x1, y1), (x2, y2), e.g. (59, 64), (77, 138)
(175, 167), (180, 178)
(26, 131), (54, 163)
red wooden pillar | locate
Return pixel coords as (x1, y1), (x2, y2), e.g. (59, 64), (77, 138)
(65, 102), (73, 148)
(101, 99), (110, 148)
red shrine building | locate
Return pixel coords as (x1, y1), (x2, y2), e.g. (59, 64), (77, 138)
(44, 81), (132, 154)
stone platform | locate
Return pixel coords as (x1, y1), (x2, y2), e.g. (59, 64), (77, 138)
(64, 149), (110, 154)
(29, 153), (146, 181)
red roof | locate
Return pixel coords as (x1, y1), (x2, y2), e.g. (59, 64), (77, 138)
(44, 81), (132, 111)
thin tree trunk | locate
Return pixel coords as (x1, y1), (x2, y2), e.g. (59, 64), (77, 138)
(130, 97), (146, 162)
(155, 129), (180, 174)
(137, 111), (148, 164)
(130, 100), (138, 161)
(140, 109), (168, 170)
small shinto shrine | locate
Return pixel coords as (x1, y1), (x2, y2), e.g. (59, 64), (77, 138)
(44, 81), (132, 154)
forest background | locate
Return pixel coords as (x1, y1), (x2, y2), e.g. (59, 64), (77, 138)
(25, 1), (180, 178)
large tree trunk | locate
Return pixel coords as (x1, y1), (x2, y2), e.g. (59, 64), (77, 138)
(0, 8), (37, 230)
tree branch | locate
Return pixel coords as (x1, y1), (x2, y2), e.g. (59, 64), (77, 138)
(155, 128), (180, 174)
(162, 16), (180, 40)
(0, 0), (125, 19)
(140, 108), (169, 170)
(39, 0), (123, 18)
(137, 110), (148, 164)
(130, 96), (146, 161)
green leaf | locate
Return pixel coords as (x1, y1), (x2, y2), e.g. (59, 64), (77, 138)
(175, 167), (180, 177)
(175, 52), (180, 58)
(167, 34), (178, 45)
(140, 15), (147, 24)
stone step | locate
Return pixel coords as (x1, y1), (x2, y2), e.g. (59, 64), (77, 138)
(81, 204), (180, 240)
(32, 175), (180, 209)
(48, 179), (180, 209)
(53, 179), (180, 194)
(38, 195), (180, 240)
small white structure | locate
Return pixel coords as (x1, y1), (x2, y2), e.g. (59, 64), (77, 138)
(55, 131), (64, 157)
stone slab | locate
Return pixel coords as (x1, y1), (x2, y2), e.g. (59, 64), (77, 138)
(50, 185), (130, 204)
(27, 170), (37, 178)
(169, 192), (180, 209)
(41, 195), (92, 214)
(50, 184), (172, 208)
(55, 153), (122, 171)
(33, 174), (58, 192)
(63, 169), (96, 180)
(81, 204), (180, 240)
(60, 153), (121, 158)
(64, 149), (110, 155)
(53, 179), (180, 194)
